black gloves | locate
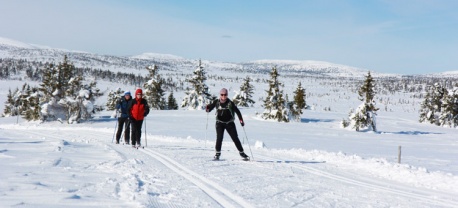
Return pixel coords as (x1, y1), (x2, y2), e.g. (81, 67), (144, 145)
(240, 120), (245, 126)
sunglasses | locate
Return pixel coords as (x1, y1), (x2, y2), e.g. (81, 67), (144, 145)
(220, 94), (227, 96)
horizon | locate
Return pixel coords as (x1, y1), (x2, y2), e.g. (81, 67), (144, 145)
(1, 0), (458, 74)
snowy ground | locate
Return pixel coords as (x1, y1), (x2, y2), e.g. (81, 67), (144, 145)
(1, 107), (457, 207)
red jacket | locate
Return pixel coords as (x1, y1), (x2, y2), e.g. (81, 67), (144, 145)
(128, 98), (149, 121)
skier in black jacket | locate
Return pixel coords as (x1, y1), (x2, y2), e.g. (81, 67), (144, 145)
(115, 91), (132, 144)
(206, 88), (249, 160)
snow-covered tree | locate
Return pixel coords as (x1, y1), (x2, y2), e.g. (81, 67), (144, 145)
(167, 91), (178, 110)
(181, 60), (215, 110)
(233, 76), (255, 107)
(23, 90), (40, 121)
(106, 88), (123, 111)
(293, 82), (307, 113)
(143, 65), (166, 110)
(285, 94), (302, 122)
(19, 83), (40, 121)
(347, 72), (379, 131)
(261, 66), (290, 122)
(39, 56), (102, 123)
(439, 87), (458, 127)
(419, 83), (447, 125)
(2, 88), (18, 117)
(2, 84), (41, 121)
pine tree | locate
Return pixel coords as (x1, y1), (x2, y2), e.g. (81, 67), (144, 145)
(439, 87), (458, 127)
(39, 63), (57, 103)
(2, 88), (16, 117)
(285, 94), (301, 122)
(106, 88), (123, 111)
(233, 76), (255, 107)
(181, 60), (215, 110)
(23, 88), (41, 121)
(38, 56), (101, 123)
(167, 91), (178, 110)
(18, 83), (31, 118)
(143, 65), (166, 110)
(419, 83), (446, 125)
(293, 82), (307, 114)
(348, 72), (379, 131)
(261, 66), (289, 122)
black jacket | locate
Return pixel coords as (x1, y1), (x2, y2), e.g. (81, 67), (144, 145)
(207, 99), (243, 123)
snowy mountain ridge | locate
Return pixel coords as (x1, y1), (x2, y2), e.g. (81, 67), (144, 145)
(0, 37), (401, 78)
(131, 52), (185, 61)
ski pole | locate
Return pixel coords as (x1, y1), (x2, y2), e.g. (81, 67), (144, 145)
(205, 112), (209, 148)
(144, 118), (147, 147)
(112, 114), (118, 143)
(242, 126), (254, 161)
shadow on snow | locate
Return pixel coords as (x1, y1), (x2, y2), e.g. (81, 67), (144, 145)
(300, 118), (334, 123)
(255, 160), (326, 164)
(377, 131), (443, 135)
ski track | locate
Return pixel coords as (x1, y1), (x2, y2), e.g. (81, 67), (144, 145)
(139, 147), (254, 208)
(6, 126), (458, 207)
(12, 128), (253, 207)
(252, 154), (458, 208)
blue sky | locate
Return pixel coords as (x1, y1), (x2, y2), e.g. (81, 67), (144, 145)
(1, 0), (457, 74)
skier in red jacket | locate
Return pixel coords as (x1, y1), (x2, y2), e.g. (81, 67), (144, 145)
(127, 88), (150, 147)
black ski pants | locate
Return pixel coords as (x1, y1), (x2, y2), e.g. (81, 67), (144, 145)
(116, 117), (130, 143)
(130, 119), (143, 146)
(215, 121), (244, 153)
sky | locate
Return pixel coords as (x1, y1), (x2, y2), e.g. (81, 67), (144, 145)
(1, 0), (458, 74)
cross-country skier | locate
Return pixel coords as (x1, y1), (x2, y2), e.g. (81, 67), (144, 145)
(206, 88), (249, 160)
(115, 91), (132, 144)
(127, 88), (150, 148)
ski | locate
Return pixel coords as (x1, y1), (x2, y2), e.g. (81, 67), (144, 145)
(212, 158), (225, 161)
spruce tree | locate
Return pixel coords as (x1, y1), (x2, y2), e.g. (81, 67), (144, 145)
(261, 66), (289, 122)
(293, 82), (307, 113)
(39, 63), (57, 103)
(233, 76), (255, 107)
(106, 88), (123, 111)
(167, 92), (179, 110)
(286, 94), (301, 122)
(439, 87), (458, 127)
(39, 56), (101, 123)
(23, 89), (41, 121)
(2, 88), (16, 117)
(181, 59), (215, 110)
(348, 71), (379, 131)
(419, 83), (446, 125)
(143, 65), (166, 110)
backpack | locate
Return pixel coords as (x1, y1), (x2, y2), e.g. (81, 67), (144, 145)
(215, 99), (235, 119)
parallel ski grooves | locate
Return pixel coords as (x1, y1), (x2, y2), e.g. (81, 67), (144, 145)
(255, 154), (458, 208)
(140, 148), (253, 208)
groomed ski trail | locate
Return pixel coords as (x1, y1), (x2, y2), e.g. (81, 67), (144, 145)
(139, 147), (254, 208)
(253, 153), (458, 208)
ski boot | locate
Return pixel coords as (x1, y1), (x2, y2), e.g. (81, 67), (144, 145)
(239, 152), (250, 161)
(213, 152), (221, 160)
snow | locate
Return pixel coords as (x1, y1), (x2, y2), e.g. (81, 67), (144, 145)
(1, 36), (458, 207)
(0, 37), (38, 49)
(1, 106), (457, 207)
(131, 52), (185, 61)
